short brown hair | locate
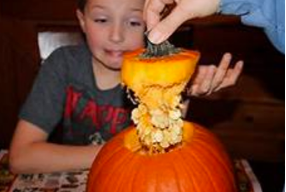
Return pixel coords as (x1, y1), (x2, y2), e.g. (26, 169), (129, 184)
(77, 0), (86, 12)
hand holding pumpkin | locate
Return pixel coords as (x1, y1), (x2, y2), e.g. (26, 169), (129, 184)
(188, 52), (243, 96)
(144, 0), (220, 44)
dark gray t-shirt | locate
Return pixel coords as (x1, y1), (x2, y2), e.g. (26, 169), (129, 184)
(20, 43), (134, 145)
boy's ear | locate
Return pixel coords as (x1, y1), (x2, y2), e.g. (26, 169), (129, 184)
(76, 9), (86, 33)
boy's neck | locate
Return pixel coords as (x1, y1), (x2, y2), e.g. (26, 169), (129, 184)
(92, 61), (121, 90)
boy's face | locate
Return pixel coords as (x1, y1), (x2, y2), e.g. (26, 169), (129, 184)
(77, 0), (145, 70)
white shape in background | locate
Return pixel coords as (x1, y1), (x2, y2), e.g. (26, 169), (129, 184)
(38, 32), (83, 61)
(241, 160), (263, 192)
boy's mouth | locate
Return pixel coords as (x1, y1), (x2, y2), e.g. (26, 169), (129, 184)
(105, 50), (124, 57)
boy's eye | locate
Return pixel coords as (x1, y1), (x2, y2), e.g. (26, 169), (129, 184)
(129, 20), (142, 27)
(94, 18), (107, 23)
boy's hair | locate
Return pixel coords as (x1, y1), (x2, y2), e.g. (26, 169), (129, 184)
(77, 0), (86, 12)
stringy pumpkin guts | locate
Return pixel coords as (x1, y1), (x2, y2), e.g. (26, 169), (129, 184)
(122, 42), (200, 153)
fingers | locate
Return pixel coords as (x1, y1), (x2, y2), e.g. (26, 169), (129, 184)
(144, 0), (165, 30)
(189, 65), (216, 96)
(147, 4), (190, 44)
(188, 53), (244, 97)
(210, 53), (232, 92)
(144, 0), (221, 44)
(214, 60), (244, 91)
(197, 65), (216, 94)
(192, 65), (208, 85)
(188, 66), (208, 96)
(144, 0), (174, 31)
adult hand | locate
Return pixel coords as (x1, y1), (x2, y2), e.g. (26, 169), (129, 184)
(188, 53), (243, 96)
(144, 0), (220, 44)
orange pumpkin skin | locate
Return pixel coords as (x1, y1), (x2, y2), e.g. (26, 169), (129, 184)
(121, 48), (200, 93)
(87, 122), (237, 192)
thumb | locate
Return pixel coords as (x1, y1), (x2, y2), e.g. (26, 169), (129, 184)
(147, 6), (190, 44)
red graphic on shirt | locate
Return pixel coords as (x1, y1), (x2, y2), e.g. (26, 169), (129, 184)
(64, 86), (130, 135)
(64, 87), (82, 118)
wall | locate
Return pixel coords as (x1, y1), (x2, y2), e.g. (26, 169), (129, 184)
(0, 18), (40, 148)
(0, 0), (78, 148)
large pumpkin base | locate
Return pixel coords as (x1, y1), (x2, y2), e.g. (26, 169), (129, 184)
(87, 122), (237, 192)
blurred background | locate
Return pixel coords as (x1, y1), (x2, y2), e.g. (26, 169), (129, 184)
(0, 1), (284, 190)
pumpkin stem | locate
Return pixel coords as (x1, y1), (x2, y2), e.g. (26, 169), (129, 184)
(140, 39), (181, 58)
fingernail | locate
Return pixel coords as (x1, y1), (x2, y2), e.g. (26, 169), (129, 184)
(238, 60), (244, 66)
(224, 53), (231, 60)
(236, 61), (244, 69)
(224, 52), (231, 56)
(149, 31), (163, 44)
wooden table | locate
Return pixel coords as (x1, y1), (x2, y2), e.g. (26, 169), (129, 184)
(0, 150), (262, 192)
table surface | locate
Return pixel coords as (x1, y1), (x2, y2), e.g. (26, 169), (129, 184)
(0, 150), (262, 192)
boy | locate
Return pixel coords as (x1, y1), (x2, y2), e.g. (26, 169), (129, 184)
(9, 0), (243, 174)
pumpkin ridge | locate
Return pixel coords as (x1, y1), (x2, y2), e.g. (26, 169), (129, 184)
(88, 140), (124, 181)
(191, 125), (235, 177)
(155, 155), (181, 191)
(190, 137), (237, 191)
(184, 146), (222, 192)
(179, 148), (206, 191)
(180, 151), (204, 191)
(192, 141), (236, 191)
(196, 134), (233, 170)
(153, 159), (177, 192)
(174, 150), (194, 192)
(171, 151), (184, 192)
(186, 152), (217, 191)
(115, 153), (139, 192)
(123, 155), (144, 192)
(133, 156), (157, 192)
(191, 142), (234, 191)
(88, 146), (130, 191)
(98, 148), (135, 192)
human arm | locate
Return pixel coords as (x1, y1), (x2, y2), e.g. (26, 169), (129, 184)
(9, 46), (104, 174)
(9, 119), (103, 174)
(188, 52), (243, 96)
(220, 0), (284, 53)
(144, 0), (285, 53)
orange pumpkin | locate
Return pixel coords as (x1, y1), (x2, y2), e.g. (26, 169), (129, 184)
(87, 44), (237, 192)
(87, 122), (237, 192)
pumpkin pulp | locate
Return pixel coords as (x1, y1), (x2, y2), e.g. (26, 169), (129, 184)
(122, 41), (200, 154)
(124, 121), (195, 155)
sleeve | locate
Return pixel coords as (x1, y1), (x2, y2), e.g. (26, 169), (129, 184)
(19, 48), (68, 134)
(219, 0), (285, 53)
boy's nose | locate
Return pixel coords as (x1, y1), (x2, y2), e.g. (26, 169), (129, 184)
(109, 25), (124, 43)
